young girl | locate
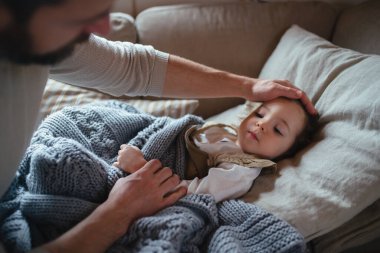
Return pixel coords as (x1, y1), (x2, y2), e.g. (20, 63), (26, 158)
(114, 97), (318, 202)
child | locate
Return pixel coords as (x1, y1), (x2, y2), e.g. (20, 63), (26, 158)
(113, 97), (318, 202)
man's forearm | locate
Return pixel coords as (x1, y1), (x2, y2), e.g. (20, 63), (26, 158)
(41, 203), (130, 253)
(162, 55), (254, 99)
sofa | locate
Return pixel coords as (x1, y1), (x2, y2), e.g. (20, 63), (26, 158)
(40, 0), (380, 252)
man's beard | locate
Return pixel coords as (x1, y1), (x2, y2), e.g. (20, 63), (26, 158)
(0, 22), (90, 65)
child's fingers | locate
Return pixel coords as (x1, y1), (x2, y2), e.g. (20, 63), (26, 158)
(120, 144), (141, 150)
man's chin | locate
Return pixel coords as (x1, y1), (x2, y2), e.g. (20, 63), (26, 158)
(1, 33), (90, 66)
(10, 46), (75, 65)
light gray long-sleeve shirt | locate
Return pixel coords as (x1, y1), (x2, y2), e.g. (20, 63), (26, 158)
(0, 34), (169, 198)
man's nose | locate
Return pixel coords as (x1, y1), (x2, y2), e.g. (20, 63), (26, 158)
(83, 15), (111, 36)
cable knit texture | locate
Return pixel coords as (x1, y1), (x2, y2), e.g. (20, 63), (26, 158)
(0, 101), (305, 253)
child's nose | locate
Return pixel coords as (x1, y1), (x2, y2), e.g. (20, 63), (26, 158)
(256, 121), (265, 132)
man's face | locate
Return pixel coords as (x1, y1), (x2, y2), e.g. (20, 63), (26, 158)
(0, 0), (113, 65)
(238, 98), (307, 159)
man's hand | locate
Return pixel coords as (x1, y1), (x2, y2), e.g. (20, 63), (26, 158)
(108, 159), (186, 227)
(249, 79), (318, 115)
(163, 55), (317, 115)
(42, 159), (186, 253)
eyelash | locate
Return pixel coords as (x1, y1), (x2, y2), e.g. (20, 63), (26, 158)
(255, 112), (283, 136)
(274, 127), (283, 136)
(255, 112), (263, 118)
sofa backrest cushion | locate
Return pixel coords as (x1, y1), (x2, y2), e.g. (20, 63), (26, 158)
(136, 2), (337, 77)
(112, 0), (258, 17)
(332, 0), (380, 55)
(105, 12), (137, 43)
(135, 2), (338, 118)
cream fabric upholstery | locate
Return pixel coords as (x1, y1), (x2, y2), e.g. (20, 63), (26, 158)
(112, 0), (245, 16)
(311, 198), (380, 252)
(135, 1), (337, 118)
(106, 12), (137, 43)
(332, 0), (380, 55)
(241, 25), (380, 242)
(135, 2), (337, 77)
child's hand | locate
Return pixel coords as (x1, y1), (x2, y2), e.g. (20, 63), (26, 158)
(113, 144), (147, 173)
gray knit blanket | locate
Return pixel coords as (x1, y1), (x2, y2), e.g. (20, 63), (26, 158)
(0, 101), (306, 253)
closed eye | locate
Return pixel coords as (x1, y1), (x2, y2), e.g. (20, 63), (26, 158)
(255, 112), (263, 118)
(274, 127), (283, 136)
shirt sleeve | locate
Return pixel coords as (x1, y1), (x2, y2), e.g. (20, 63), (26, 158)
(182, 163), (262, 203)
(49, 35), (169, 97)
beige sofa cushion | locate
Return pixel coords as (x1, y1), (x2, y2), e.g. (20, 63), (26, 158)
(135, 2), (337, 118)
(111, 0), (135, 16)
(332, 0), (380, 54)
(209, 25), (380, 243)
(112, 0), (245, 16)
(106, 12), (137, 43)
(311, 198), (380, 252)
(40, 80), (199, 120)
(136, 2), (337, 77)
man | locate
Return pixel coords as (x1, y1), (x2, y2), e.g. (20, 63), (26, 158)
(0, 0), (317, 252)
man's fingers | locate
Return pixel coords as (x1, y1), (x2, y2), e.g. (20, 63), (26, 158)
(299, 92), (318, 115)
(155, 167), (174, 183)
(273, 82), (318, 115)
(274, 79), (293, 87)
(166, 174), (181, 187)
(272, 84), (301, 99)
(139, 159), (163, 174)
(163, 186), (187, 206)
(123, 158), (184, 207)
(160, 173), (181, 192)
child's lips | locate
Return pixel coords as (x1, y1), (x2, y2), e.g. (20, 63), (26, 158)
(249, 131), (258, 142)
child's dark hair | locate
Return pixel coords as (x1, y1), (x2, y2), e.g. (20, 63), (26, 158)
(274, 99), (319, 162)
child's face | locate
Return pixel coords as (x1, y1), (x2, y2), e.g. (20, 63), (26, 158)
(238, 98), (306, 159)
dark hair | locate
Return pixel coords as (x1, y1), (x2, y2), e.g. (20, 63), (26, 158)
(274, 99), (319, 161)
(1, 0), (64, 24)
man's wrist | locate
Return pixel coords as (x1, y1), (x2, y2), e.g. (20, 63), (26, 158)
(238, 76), (257, 101)
(93, 200), (132, 240)
(41, 202), (132, 253)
